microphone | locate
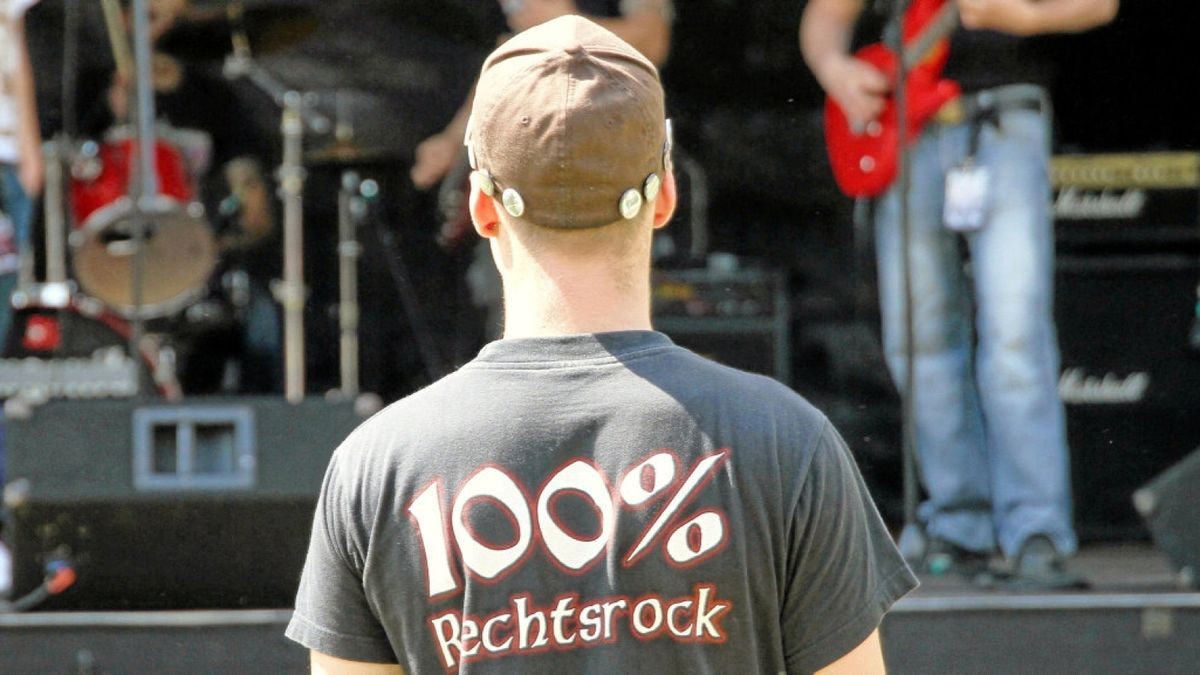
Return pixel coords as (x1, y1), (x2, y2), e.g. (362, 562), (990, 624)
(216, 193), (245, 242)
(219, 193), (243, 220)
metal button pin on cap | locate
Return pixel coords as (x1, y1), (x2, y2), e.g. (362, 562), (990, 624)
(472, 170), (495, 197)
(643, 173), (661, 203)
(619, 188), (644, 220)
(502, 188), (526, 218)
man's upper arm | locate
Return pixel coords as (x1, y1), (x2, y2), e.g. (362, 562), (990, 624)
(815, 629), (886, 675)
(285, 449), (397, 663)
(311, 650), (406, 675)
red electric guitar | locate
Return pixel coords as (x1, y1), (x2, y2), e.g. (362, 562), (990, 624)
(824, 0), (962, 198)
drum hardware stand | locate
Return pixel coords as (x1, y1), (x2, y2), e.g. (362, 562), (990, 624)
(277, 91), (308, 403)
(223, 22), (331, 404)
(336, 171), (367, 397)
(9, 136), (76, 312)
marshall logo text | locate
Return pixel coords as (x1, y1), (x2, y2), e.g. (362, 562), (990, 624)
(1058, 368), (1150, 405)
(1054, 187), (1147, 220)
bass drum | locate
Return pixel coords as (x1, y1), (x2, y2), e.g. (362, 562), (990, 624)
(69, 126), (218, 319)
(2, 301), (180, 400)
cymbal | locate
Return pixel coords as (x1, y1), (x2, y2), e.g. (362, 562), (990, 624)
(304, 138), (397, 166)
(157, 3), (320, 62)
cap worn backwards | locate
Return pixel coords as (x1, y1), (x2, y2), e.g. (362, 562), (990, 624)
(466, 15), (669, 229)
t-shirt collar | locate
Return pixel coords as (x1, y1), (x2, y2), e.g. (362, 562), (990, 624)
(473, 330), (674, 365)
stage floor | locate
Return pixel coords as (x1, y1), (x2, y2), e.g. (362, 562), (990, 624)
(885, 542), (1200, 674)
(910, 541), (1190, 597)
(0, 543), (1196, 673)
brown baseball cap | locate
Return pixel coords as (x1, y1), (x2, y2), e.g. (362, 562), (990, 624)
(466, 15), (669, 229)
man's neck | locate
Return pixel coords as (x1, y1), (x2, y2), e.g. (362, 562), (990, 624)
(501, 257), (653, 338)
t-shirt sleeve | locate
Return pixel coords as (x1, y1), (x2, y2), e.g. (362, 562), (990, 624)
(781, 421), (918, 674)
(285, 448), (397, 663)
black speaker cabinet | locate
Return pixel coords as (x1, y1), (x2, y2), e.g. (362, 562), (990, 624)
(1133, 448), (1200, 588)
(1056, 253), (1200, 540)
(653, 267), (791, 385)
(4, 397), (365, 610)
(1051, 152), (1200, 250)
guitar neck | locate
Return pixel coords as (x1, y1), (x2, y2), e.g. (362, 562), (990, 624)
(902, 3), (960, 70)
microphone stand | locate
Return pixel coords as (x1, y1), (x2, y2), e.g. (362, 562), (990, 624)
(127, 0), (159, 397)
(888, 0), (925, 560)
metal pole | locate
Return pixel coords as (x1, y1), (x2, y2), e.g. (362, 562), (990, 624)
(128, 0), (158, 396)
(278, 91), (306, 403)
(41, 139), (66, 284)
(50, 0), (79, 286)
(337, 171), (361, 396)
(891, 0), (922, 538)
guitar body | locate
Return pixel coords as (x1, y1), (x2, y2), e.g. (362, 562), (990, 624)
(824, 0), (962, 198)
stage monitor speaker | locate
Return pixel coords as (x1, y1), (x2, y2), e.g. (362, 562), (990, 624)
(1055, 253), (1200, 540)
(4, 397), (367, 610)
(1133, 448), (1200, 588)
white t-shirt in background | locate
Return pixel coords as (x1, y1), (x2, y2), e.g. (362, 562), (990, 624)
(0, 0), (39, 164)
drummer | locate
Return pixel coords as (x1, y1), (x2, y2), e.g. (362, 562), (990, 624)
(78, 0), (281, 394)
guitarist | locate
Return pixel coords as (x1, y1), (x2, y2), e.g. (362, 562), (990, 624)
(800, 0), (1117, 588)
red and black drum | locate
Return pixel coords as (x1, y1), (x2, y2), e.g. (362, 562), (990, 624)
(68, 125), (218, 319)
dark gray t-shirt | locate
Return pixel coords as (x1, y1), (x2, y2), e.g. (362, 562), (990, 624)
(286, 331), (916, 673)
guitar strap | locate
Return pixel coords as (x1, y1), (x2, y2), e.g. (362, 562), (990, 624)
(966, 107), (996, 159)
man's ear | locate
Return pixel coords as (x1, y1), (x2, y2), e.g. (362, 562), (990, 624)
(469, 175), (501, 239)
(652, 170), (677, 231)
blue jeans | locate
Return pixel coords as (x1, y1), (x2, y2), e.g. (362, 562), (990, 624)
(874, 89), (1076, 558)
(1, 162), (35, 494)
(1, 163), (34, 346)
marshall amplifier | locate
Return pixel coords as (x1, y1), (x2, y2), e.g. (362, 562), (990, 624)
(652, 263), (791, 386)
(1051, 152), (1200, 250)
(1055, 253), (1200, 540)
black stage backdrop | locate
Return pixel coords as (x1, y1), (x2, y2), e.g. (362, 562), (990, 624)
(16, 0), (1200, 526)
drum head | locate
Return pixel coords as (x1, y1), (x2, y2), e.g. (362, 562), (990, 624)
(72, 196), (218, 319)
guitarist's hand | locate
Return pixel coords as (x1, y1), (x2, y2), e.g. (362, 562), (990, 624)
(411, 132), (460, 190)
(822, 56), (891, 131)
(956, 0), (1036, 36)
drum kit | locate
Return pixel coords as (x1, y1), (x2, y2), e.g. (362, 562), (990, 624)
(3, 0), (391, 407)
